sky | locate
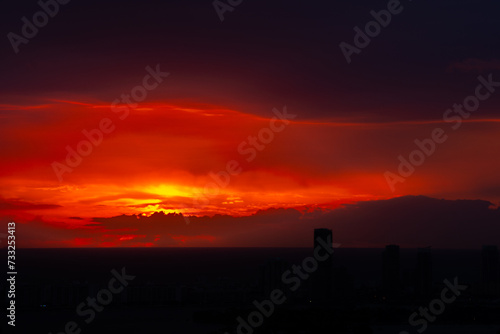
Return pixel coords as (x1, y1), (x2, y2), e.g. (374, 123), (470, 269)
(1, 0), (500, 248)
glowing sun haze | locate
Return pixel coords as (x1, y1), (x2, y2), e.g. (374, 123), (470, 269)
(1, 98), (499, 233)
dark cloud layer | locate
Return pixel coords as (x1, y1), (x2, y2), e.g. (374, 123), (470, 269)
(0, 197), (61, 211)
(320, 196), (500, 248)
(2, 0), (500, 121)
(82, 196), (500, 248)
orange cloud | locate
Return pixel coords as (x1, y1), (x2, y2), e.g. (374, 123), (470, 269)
(1, 98), (500, 247)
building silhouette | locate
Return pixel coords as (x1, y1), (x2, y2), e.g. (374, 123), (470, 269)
(481, 245), (500, 296)
(382, 244), (400, 296)
(312, 228), (333, 303)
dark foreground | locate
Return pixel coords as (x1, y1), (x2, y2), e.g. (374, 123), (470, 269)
(2, 247), (500, 334)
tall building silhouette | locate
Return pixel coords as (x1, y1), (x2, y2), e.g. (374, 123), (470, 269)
(415, 247), (432, 297)
(312, 228), (333, 303)
(481, 245), (500, 296)
(382, 245), (400, 296)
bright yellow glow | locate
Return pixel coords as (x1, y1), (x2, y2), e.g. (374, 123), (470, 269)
(99, 198), (162, 206)
(142, 184), (191, 198)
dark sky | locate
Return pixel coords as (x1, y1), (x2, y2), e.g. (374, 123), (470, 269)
(2, 0), (500, 120)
